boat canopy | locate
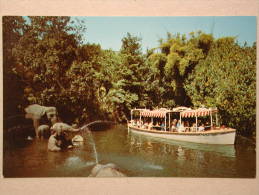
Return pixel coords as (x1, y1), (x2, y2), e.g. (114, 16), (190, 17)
(180, 108), (218, 118)
(140, 108), (173, 118)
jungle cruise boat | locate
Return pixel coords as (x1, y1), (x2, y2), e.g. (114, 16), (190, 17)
(128, 107), (236, 145)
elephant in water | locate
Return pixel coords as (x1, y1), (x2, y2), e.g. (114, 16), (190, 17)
(25, 104), (58, 138)
(48, 128), (73, 152)
(51, 122), (80, 132)
(89, 163), (126, 177)
(37, 124), (50, 139)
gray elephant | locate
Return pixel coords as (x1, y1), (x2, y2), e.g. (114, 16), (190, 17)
(51, 122), (80, 132)
(48, 131), (61, 152)
(25, 104), (58, 138)
(37, 125), (50, 139)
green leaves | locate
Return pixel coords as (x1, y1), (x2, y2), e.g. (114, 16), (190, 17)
(185, 37), (256, 136)
(4, 16), (256, 136)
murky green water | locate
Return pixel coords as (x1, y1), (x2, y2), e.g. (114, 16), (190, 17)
(3, 125), (256, 177)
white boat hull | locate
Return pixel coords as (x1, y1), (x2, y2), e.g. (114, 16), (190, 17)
(128, 125), (236, 145)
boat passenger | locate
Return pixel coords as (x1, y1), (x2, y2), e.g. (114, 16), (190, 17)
(177, 122), (185, 132)
(160, 122), (165, 131)
(176, 121), (181, 129)
(191, 123), (197, 132)
(198, 124), (205, 132)
(170, 124), (176, 132)
(153, 122), (160, 130)
(143, 122), (149, 129)
(136, 120), (141, 128)
(170, 119), (177, 132)
(184, 121), (190, 132)
(148, 122), (153, 130)
(205, 122), (210, 130)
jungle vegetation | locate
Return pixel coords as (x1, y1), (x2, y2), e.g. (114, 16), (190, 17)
(3, 16), (256, 137)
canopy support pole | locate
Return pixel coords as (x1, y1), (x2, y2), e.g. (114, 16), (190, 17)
(169, 112), (171, 131)
(216, 113), (218, 126)
(140, 112), (142, 126)
(165, 114), (167, 131)
(210, 110), (213, 129)
(195, 115), (198, 132)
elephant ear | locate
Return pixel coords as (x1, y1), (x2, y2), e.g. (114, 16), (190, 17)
(45, 107), (57, 119)
(25, 104), (46, 119)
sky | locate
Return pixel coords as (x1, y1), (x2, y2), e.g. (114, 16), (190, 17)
(74, 16), (256, 52)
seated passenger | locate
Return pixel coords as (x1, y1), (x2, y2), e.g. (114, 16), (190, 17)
(176, 121), (181, 129)
(205, 122), (210, 130)
(177, 122), (185, 132)
(148, 122), (153, 130)
(136, 120), (141, 127)
(170, 124), (176, 132)
(160, 122), (165, 131)
(130, 120), (135, 126)
(198, 124), (205, 132)
(184, 121), (190, 132)
(144, 122), (149, 129)
(153, 122), (159, 130)
(170, 119), (177, 132)
(191, 123), (197, 132)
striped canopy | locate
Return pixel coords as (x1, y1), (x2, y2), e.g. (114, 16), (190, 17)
(180, 108), (217, 118)
(140, 108), (170, 118)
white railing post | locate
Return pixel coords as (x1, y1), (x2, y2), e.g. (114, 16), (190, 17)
(195, 115), (198, 132)
(165, 114), (167, 131)
(210, 110), (213, 129)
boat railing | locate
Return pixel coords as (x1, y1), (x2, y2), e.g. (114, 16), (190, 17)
(128, 122), (225, 133)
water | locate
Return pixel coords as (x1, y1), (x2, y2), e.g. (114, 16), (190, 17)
(86, 130), (99, 164)
(3, 125), (256, 177)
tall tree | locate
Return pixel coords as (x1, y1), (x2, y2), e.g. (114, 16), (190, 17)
(146, 32), (213, 107)
(11, 16), (85, 122)
(184, 37), (256, 136)
(3, 16), (27, 118)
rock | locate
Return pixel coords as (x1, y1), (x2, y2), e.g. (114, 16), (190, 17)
(89, 163), (126, 177)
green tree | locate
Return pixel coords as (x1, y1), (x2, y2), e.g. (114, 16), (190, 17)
(11, 16), (85, 122)
(185, 37), (256, 136)
(3, 16), (27, 118)
(146, 32), (213, 107)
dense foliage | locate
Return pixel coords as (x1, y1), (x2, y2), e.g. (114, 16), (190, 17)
(3, 16), (256, 137)
(185, 38), (256, 136)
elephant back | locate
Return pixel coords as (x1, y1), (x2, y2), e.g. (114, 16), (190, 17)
(25, 104), (46, 119)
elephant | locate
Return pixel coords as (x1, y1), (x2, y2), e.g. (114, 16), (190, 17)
(37, 124), (50, 139)
(89, 163), (126, 177)
(51, 122), (79, 132)
(48, 134), (61, 152)
(25, 104), (58, 138)
(72, 135), (84, 142)
(48, 128), (73, 152)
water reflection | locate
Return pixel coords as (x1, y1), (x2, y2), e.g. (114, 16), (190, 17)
(128, 131), (236, 158)
(3, 125), (256, 178)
